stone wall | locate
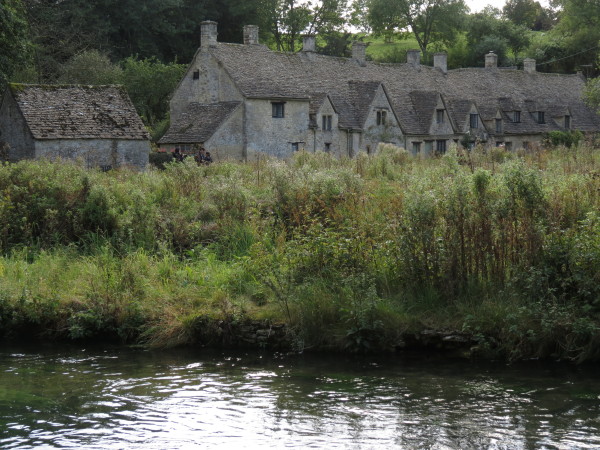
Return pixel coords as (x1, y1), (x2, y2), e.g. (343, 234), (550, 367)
(313, 99), (340, 155)
(169, 51), (243, 120)
(362, 86), (404, 152)
(245, 99), (310, 159)
(35, 139), (149, 169)
(206, 105), (244, 160)
(0, 93), (35, 161)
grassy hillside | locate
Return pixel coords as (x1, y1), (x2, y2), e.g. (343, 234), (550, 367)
(0, 144), (599, 360)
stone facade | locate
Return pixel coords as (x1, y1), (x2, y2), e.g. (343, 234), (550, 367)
(0, 84), (150, 169)
(159, 22), (600, 159)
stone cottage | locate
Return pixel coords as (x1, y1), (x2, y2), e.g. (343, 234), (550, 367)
(0, 84), (150, 169)
(159, 21), (600, 159)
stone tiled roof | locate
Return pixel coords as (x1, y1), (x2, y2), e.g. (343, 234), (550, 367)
(8, 84), (149, 140)
(446, 99), (474, 131)
(158, 101), (241, 144)
(208, 43), (600, 135)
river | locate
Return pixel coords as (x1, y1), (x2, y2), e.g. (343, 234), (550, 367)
(1, 344), (599, 449)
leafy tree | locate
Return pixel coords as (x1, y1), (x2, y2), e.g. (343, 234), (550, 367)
(120, 57), (186, 128)
(583, 75), (600, 115)
(366, 0), (468, 60)
(257, 0), (347, 52)
(503, 0), (541, 29)
(58, 50), (123, 85)
(0, 0), (32, 90)
(349, 0), (371, 33)
(465, 10), (530, 66)
(532, 0), (600, 73)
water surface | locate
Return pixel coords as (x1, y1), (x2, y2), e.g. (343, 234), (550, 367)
(1, 345), (600, 449)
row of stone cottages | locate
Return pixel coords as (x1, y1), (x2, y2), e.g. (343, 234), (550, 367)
(1, 21), (599, 169)
(159, 21), (600, 160)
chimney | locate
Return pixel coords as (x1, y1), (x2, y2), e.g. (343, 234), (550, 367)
(434, 52), (447, 74)
(243, 25), (259, 45)
(407, 49), (421, 68)
(200, 21), (218, 49)
(523, 58), (536, 74)
(302, 35), (316, 52)
(352, 42), (367, 66)
(485, 51), (498, 69)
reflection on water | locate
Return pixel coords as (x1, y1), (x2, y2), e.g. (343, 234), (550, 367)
(1, 345), (600, 449)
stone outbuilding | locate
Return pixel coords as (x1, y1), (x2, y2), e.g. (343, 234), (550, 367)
(0, 84), (150, 169)
(160, 21), (600, 159)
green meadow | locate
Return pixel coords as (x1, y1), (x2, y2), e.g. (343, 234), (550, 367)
(0, 144), (598, 361)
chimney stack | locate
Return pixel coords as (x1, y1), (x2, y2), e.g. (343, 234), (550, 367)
(243, 25), (259, 45)
(434, 52), (447, 74)
(407, 49), (421, 68)
(302, 35), (316, 52)
(201, 21), (218, 49)
(523, 58), (536, 74)
(485, 51), (498, 69)
(352, 42), (367, 66)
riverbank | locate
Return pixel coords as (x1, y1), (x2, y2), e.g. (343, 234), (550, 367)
(0, 145), (598, 361)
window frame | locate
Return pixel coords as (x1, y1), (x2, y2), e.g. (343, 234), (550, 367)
(272, 102), (285, 118)
(513, 111), (521, 123)
(565, 115), (571, 129)
(470, 113), (479, 129)
(436, 139), (447, 154)
(436, 109), (444, 124)
(537, 111), (545, 124)
(495, 118), (502, 133)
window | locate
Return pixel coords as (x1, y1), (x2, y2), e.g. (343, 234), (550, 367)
(496, 141), (504, 147)
(505, 142), (513, 151)
(513, 111), (521, 123)
(424, 140), (433, 153)
(322, 115), (332, 131)
(495, 119), (502, 133)
(470, 113), (479, 129)
(376, 110), (387, 126)
(324, 143), (331, 152)
(436, 109), (444, 124)
(523, 141), (530, 150)
(537, 111), (545, 124)
(272, 102), (285, 118)
(436, 139), (447, 154)
(291, 142), (300, 151)
(193, 70), (200, 80)
(565, 115), (571, 129)
(413, 142), (422, 154)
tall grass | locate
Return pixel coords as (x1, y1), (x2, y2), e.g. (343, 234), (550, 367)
(0, 146), (598, 360)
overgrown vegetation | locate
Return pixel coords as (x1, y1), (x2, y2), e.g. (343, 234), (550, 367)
(0, 145), (598, 361)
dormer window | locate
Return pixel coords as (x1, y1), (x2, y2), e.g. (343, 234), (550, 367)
(537, 111), (545, 124)
(495, 119), (502, 133)
(470, 113), (479, 129)
(565, 115), (571, 129)
(376, 110), (387, 125)
(436, 109), (444, 124)
(322, 115), (332, 131)
(513, 111), (521, 123)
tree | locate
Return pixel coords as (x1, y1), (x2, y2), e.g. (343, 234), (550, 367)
(58, 50), (123, 85)
(0, 0), (31, 90)
(465, 10), (531, 66)
(503, 0), (541, 29)
(366, 0), (468, 60)
(530, 0), (600, 73)
(120, 57), (186, 128)
(256, 0), (346, 52)
(583, 75), (600, 115)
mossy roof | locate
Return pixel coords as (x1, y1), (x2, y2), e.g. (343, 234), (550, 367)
(207, 43), (600, 135)
(7, 84), (149, 140)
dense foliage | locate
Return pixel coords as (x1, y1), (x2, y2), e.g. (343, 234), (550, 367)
(0, 146), (598, 361)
